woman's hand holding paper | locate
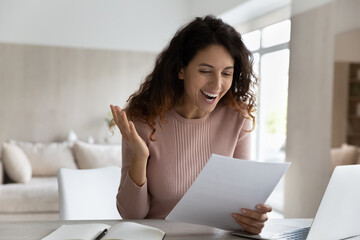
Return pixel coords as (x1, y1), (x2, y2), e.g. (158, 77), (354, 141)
(232, 204), (272, 235)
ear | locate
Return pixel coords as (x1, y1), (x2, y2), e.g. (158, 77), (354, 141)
(178, 68), (184, 80)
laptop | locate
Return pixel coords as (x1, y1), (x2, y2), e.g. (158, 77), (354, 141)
(232, 164), (360, 240)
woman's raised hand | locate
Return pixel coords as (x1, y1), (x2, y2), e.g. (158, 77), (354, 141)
(110, 105), (149, 160)
(110, 105), (149, 187)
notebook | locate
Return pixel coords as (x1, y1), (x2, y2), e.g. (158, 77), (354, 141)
(41, 222), (165, 240)
(232, 164), (360, 240)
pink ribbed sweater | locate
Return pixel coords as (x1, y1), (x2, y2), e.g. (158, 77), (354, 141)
(116, 105), (251, 219)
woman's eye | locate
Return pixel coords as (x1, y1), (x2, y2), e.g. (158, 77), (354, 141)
(199, 70), (211, 74)
(222, 72), (232, 77)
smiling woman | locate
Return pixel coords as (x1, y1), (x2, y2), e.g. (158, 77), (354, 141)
(110, 15), (272, 235)
(175, 44), (234, 119)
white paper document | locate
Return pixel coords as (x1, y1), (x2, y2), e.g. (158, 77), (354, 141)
(166, 154), (290, 231)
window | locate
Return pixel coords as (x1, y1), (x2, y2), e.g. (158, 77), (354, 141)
(242, 19), (291, 214)
(262, 20), (291, 48)
(242, 30), (261, 51)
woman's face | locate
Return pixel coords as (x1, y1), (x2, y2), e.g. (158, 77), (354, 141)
(176, 44), (234, 119)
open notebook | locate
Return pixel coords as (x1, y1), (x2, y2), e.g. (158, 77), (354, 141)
(41, 222), (165, 240)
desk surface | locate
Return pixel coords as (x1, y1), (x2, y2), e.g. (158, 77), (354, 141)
(0, 219), (312, 240)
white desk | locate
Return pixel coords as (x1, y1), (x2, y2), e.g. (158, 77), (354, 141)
(0, 219), (313, 240)
(0, 219), (241, 240)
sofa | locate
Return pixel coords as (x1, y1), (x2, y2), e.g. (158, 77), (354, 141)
(0, 140), (121, 221)
(0, 138), (357, 222)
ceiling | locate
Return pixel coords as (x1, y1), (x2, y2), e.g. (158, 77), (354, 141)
(0, 0), (314, 52)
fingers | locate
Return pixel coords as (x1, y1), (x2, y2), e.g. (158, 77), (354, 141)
(232, 204), (272, 235)
(241, 222), (262, 235)
(109, 105), (149, 160)
(232, 213), (265, 234)
(232, 213), (264, 235)
(241, 208), (269, 222)
(109, 105), (131, 139)
(110, 105), (118, 125)
(255, 204), (272, 214)
(241, 204), (271, 221)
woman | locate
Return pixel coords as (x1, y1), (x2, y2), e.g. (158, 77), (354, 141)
(110, 15), (271, 235)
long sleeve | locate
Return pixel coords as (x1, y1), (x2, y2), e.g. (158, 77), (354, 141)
(116, 105), (252, 220)
(116, 138), (150, 219)
(233, 117), (252, 160)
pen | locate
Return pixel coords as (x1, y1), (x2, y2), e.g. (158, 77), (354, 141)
(94, 228), (108, 240)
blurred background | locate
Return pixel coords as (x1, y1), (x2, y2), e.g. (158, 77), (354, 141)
(0, 0), (359, 219)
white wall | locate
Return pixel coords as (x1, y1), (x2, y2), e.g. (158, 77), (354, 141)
(0, 43), (156, 145)
(0, 0), (250, 53)
(188, 0), (248, 18)
(284, 0), (360, 218)
(0, 0), (188, 52)
(236, 6), (291, 34)
(335, 29), (360, 62)
(0, 0), (247, 146)
(220, 0), (291, 27)
(291, 0), (335, 15)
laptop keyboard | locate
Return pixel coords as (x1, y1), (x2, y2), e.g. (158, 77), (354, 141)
(272, 227), (310, 240)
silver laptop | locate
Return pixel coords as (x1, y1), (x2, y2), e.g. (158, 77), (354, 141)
(233, 165), (360, 240)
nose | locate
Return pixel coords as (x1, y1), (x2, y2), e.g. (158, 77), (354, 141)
(210, 72), (222, 89)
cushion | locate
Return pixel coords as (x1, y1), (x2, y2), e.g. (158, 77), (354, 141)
(330, 144), (359, 171)
(9, 140), (77, 176)
(73, 141), (121, 169)
(1, 143), (32, 183)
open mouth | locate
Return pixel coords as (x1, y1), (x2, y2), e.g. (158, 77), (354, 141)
(201, 90), (218, 101)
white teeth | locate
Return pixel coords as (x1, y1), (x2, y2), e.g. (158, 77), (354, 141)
(201, 90), (218, 98)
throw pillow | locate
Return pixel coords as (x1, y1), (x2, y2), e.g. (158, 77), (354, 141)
(1, 143), (32, 183)
(9, 140), (77, 176)
(330, 143), (359, 171)
(73, 140), (121, 169)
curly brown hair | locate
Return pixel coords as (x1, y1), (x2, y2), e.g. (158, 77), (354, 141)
(116, 15), (257, 140)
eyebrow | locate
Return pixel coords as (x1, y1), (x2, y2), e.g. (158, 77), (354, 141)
(198, 63), (234, 70)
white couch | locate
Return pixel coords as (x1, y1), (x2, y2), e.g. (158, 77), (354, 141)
(1, 139), (356, 222)
(0, 140), (121, 221)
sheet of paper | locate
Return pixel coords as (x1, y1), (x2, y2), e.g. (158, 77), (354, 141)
(166, 154), (290, 231)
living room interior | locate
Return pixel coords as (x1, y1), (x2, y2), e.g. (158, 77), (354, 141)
(0, 0), (359, 223)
